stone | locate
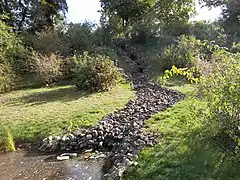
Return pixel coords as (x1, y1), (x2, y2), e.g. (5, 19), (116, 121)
(57, 156), (70, 161)
(86, 134), (93, 140)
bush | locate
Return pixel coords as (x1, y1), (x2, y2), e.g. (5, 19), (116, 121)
(161, 35), (201, 70)
(162, 51), (240, 151)
(31, 53), (63, 84)
(72, 52), (120, 91)
(199, 53), (240, 150)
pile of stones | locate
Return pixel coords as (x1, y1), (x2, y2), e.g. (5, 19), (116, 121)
(39, 39), (185, 180)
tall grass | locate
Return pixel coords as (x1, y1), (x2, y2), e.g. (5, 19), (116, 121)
(0, 125), (16, 152)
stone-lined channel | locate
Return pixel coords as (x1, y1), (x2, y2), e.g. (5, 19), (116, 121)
(0, 39), (184, 180)
(39, 39), (185, 179)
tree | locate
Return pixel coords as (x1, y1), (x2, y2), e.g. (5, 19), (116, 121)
(0, 0), (68, 31)
(200, 0), (240, 36)
(153, 0), (195, 24)
(100, 0), (156, 27)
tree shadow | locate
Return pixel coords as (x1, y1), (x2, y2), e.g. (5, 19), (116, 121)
(7, 86), (92, 106)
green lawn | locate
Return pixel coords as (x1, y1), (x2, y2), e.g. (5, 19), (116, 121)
(0, 83), (135, 141)
(124, 83), (240, 180)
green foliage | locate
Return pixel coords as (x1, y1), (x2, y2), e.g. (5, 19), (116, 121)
(162, 65), (200, 85)
(162, 48), (240, 151)
(162, 21), (192, 37)
(199, 54), (240, 150)
(23, 29), (70, 56)
(31, 52), (63, 84)
(100, 0), (156, 27)
(0, 125), (16, 152)
(0, 18), (30, 93)
(92, 26), (113, 47)
(66, 22), (95, 53)
(72, 52), (121, 91)
(200, 0), (240, 36)
(0, 0), (68, 31)
(0, 63), (16, 94)
(90, 46), (118, 61)
(231, 42), (240, 53)
(190, 21), (227, 46)
(161, 35), (201, 70)
(0, 19), (29, 72)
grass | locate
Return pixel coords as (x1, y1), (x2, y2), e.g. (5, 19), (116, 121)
(0, 83), (135, 142)
(124, 83), (240, 180)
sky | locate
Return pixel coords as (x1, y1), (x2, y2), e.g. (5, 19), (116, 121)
(66, 0), (222, 24)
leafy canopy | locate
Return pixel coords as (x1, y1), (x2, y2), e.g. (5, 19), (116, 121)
(0, 0), (68, 31)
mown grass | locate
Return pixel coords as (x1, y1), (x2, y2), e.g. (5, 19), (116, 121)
(124, 83), (240, 180)
(0, 83), (135, 142)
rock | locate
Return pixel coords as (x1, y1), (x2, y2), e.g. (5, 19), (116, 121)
(86, 134), (93, 140)
(85, 149), (93, 153)
(57, 156), (70, 161)
(60, 153), (78, 157)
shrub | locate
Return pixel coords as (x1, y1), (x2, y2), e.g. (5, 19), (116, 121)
(163, 52), (240, 151)
(31, 53), (63, 84)
(72, 52), (120, 91)
(199, 53), (240, 150)
(160, 35), (201, 70)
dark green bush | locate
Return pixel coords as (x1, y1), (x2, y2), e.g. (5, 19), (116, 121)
(161, 35), (201, 70)
(72, 52), (120, 91)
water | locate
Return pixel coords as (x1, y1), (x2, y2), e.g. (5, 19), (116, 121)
(0, 151), (105, 180)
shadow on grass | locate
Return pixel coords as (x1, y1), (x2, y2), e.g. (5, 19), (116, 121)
(125, 127), (240, 180)
(8, 86), (92, 106)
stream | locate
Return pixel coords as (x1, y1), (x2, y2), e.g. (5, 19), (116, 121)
(0, 150), (105, 180)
